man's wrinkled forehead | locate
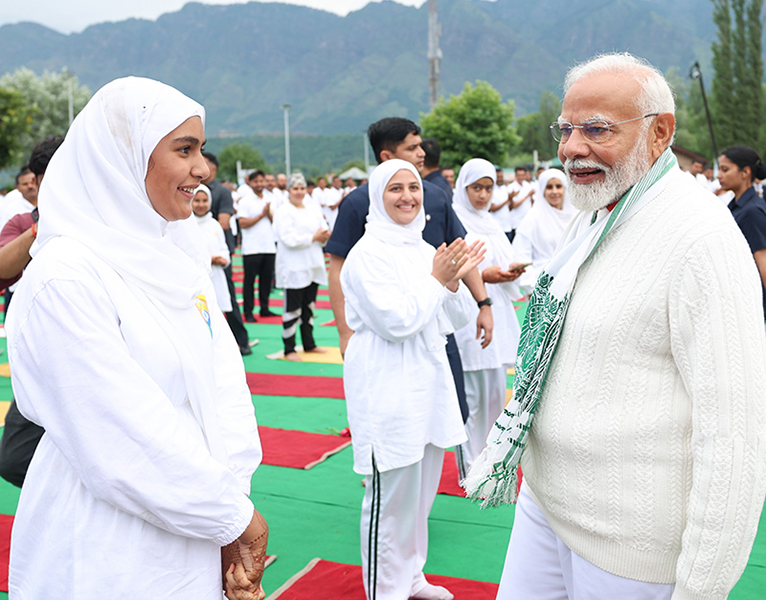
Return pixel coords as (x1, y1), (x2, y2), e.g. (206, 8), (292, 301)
(560, 72), (641, 122)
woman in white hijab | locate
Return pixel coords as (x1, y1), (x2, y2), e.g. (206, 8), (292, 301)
(5, 77), (267, 600)
(341, 159), (482, 600)
(512, 168), (578, 293)
(193, 184), (233, 313)
(451, 158), (527, 477)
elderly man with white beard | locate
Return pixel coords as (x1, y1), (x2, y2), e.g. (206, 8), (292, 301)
(465, 52), (766, 600)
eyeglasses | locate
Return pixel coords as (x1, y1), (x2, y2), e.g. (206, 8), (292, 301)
(550, 114), (659, 143)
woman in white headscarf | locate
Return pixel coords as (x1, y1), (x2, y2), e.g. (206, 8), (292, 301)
(512, 168), (578, 293)
(341, 159), (482, 600)
(451, 158), (527, 477)
(193, 184), (233, 313)
(5, 77), (267, 600)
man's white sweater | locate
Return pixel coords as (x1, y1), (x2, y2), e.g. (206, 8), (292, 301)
(521, 171), (766, 600)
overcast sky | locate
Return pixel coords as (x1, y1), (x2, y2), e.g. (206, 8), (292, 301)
(1, 0), (428, 34)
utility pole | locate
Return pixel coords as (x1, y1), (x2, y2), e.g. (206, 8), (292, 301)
(689, 62), (718, 164)
(281, 104), (292, 176)
(428, 0), (441, 109)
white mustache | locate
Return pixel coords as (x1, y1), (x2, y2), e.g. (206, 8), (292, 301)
(564, 159), (611, 176)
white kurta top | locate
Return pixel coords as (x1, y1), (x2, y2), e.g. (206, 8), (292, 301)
(195, 213), (233, 312)
(490, 184), (511, 232)
(507, 180), (534, 230)
(6, 237), (261, 599)
(341, 234), (472, 474)
(273, 201), (328, 289)
(238, 192), (277, 256)
(453, 232), (522, 371)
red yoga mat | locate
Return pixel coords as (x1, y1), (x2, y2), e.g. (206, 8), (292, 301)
(266, 558), (499, 600)
(0, 514), (12, 592)
(437, 451), (465, 497)
(259, 426), (352, 470)
(247, 373), (345, 399)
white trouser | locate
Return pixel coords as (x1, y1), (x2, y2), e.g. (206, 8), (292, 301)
(456, 367), (507, 478)
(361, 444), (445, 600)
(497, 485), (675, 600)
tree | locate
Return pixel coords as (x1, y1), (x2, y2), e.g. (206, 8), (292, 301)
(0, 67), (90, 164)
(218, 142), (268, 182)
(711, 0), (764, 152)
(0, 87), (37, 170)
(512, 91), (561, 160)
(420, 81), (519, 168)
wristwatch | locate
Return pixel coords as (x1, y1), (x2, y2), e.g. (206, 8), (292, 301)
(477, 297), (493, 309)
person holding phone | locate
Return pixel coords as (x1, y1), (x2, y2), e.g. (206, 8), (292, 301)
(451, 158), (528, 477)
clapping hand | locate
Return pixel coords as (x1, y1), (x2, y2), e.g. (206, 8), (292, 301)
(432, 238), (486, 291)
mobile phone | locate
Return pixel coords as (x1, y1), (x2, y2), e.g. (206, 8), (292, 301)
(509, 262), (532, 272)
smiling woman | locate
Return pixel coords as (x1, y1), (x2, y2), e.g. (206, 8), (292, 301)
(4, 77), (268, 600)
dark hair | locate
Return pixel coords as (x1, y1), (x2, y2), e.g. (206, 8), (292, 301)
(721, 145), (766, 182)
(704, 164), (714, 171)
(15, 166), (32, 184)
(420, 138), (441, 169)
(307, 179), (315, 186)
(691, 158), (704, 166)
(202, 151), (219, 167)
(367, 117), (420, 164)
(247, 169), (265, 181)
(28, 135), (65, 177)
(515, 165), (530, 173)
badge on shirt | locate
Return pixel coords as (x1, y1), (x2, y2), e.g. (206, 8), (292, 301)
(195, 294), (213, 338)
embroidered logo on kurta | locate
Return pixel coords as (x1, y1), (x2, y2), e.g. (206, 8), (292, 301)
(195, 294), (213, 337)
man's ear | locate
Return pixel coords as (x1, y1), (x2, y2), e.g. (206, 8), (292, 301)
(650, 112), (675, 160)
(379, 149), (394, 162)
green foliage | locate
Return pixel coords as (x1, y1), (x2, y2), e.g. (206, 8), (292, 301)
(420, 81), (520, 168)
(512, 91), (560, 160)
(668, 67), (714, 160)
(0, 86), (36, 170)
(711, 0), (764, 152)
(342, 159), (366, 172)
(0, 67), (90, 165)
(217, 143), (268, 182)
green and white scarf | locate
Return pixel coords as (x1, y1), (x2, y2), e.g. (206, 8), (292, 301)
(463, 148), (678, 507)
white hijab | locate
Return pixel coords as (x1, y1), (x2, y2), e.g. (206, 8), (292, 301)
(366, 159), (425, 246)
(193, 184), (214, 229)
(518, 168), (578, 260)
(33, 77), (228, 463)
(453, 158), (516, 271)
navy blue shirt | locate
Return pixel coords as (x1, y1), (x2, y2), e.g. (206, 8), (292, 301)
(729, 186), (766, 317)
(207, 178), (236, 253)
(325, 179), (467, 258)
(424, 170), (453, 201)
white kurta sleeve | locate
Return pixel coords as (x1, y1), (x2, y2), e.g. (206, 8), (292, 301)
(273, 208), (313, 248)
(441, 282), (474, 332)
(668, 229), (766, 599)
(8, 276), (254, 547)
(343, 250), (447, 344)
(209, 304), (261, 494)
(212, 220), (231, 267)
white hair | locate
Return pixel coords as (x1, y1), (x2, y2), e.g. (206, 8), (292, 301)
(287, 172), (306, 189)
(564, 53), (676, 117)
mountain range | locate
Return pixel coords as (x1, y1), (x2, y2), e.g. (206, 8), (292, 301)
(0, 0), (724, 136)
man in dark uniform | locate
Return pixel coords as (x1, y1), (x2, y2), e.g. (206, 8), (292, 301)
(419, 138), (453, 200)
(201, 152), (251, 355)
(326, 118), (494, 423)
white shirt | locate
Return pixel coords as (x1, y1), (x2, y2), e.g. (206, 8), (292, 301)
(6, 237), (261, 599)
(507, 180), (535, 230)
(195, 213), (233, 312)
(490, 184), (511, 232)
(238, 192), (276, 256)
(272, 201), (328, 289)
(323, 187), (344, 230)
(341, 234), (472, 474)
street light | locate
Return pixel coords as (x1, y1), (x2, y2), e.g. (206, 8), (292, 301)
(281, 104), (292, 176)
(689, 61), (718, 164)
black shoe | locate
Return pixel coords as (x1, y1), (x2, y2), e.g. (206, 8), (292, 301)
(239, 345), (253, 356)
(260, 310), (279, 318)
(244, 314), (257, 323)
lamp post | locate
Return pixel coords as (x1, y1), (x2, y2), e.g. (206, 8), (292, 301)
(363, 131), (370, 173)
(689, 61), (718, 164)
(281, 104), (292, 176)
